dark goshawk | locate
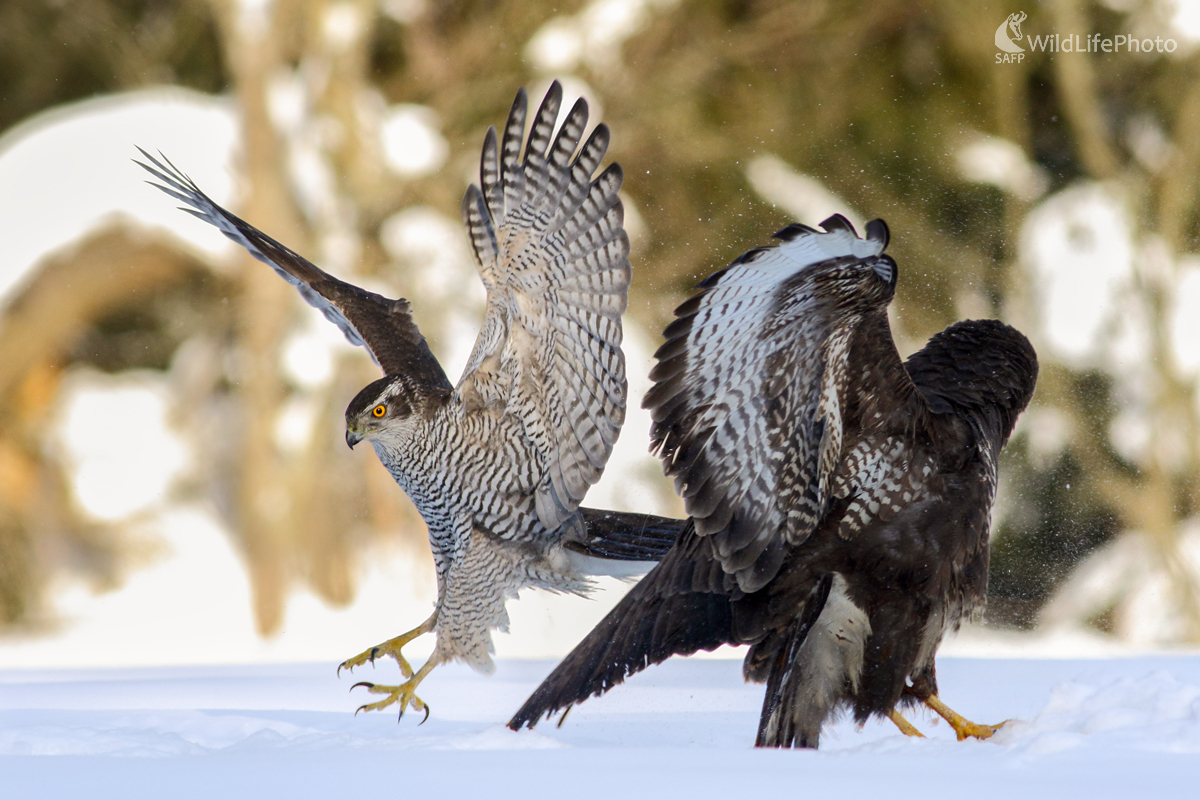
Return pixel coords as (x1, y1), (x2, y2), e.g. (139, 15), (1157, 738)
(138, 82), (682, 719)
(509, 215), (1038, 747)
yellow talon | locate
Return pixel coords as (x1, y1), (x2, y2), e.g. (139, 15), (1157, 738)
(337, 613), (436, 679)
(888, 708), (926, 738)
(921, 694), (1006, 741)
(350, 657), (439, 720)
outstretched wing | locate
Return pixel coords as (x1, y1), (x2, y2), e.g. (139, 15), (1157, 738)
(643, 215), (894, 593)
(135, 149), (448, 387)
(510, 217), (903, 729)
(457, 82), (630, 532)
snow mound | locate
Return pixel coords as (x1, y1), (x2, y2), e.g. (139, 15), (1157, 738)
(1001, 670), (1200, 755)
(3, 656), (1200, 799)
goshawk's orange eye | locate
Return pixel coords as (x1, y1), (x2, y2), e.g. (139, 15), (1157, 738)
(372, 404), (386, 418)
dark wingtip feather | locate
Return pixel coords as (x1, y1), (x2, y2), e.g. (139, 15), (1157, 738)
(566, 95), (589, 127)
(772, 223), (819, 242)
(728, 247), (770, 268)
(865, 218), (890, 248)
(641, 377), (677, 413)
(133, 147), (198, 197)
(595, 161), (623, 193)
(480, 126), (498, 172)
(526, 80), (564, 160)
(667, 293), (705, 326)
(510, 86), (529, 116)
(693, 267), (726, 289)
(819, 213), (857, 235)
(585, 123), (611, 166)
(570, 508), (687, 561)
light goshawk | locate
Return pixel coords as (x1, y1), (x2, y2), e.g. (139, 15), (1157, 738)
(139, 82), (682, 719)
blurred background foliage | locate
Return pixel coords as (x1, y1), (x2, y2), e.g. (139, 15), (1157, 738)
(1, 0), (1199, 645)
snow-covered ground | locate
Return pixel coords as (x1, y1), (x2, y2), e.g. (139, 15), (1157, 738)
(2, 654), (1198, 798)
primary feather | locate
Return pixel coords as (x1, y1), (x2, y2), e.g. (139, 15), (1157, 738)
(509, 215), (1037, 748)
(138, 83), (677, 717)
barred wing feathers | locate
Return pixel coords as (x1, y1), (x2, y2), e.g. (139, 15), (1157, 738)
(135, 149), (449, 390)
(509, 217), (922, 730)
(643, 216), (892, 593)
(458, 81), (630, 532)
(511, 220), (1039, 735)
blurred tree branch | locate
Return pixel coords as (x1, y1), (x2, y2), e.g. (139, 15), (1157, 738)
(0, 227), (212, 625)
(4, 0), (1200, 643)
(1048, 0), (1120, 178)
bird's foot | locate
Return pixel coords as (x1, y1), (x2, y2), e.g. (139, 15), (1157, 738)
(887, 708), (926, 738)
(922, 694), (1006, 741)
(337, 613), (437, 679)
(351, 658), (439, 721)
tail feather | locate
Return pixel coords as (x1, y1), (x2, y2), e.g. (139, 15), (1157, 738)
(570, 508), (687, 561)
(754, 572), (870, 748)
(755, 574), (833, 747)
(509, 522), (737, 729)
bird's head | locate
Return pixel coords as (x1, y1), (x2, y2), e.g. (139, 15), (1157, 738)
(344, 374), (426, 451)
(905, 319), (1039, 442)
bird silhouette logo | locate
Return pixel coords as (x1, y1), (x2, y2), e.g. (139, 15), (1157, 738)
(995, 12), (1027, 53)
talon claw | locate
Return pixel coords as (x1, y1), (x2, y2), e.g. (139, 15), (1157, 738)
(341, 629), (439, 720)
(919, 694), (1006, 742)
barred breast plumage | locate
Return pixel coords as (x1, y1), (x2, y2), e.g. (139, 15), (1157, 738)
(138, 81), (686, 720)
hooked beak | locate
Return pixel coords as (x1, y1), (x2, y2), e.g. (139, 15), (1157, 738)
(346, 428), (363, 449)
